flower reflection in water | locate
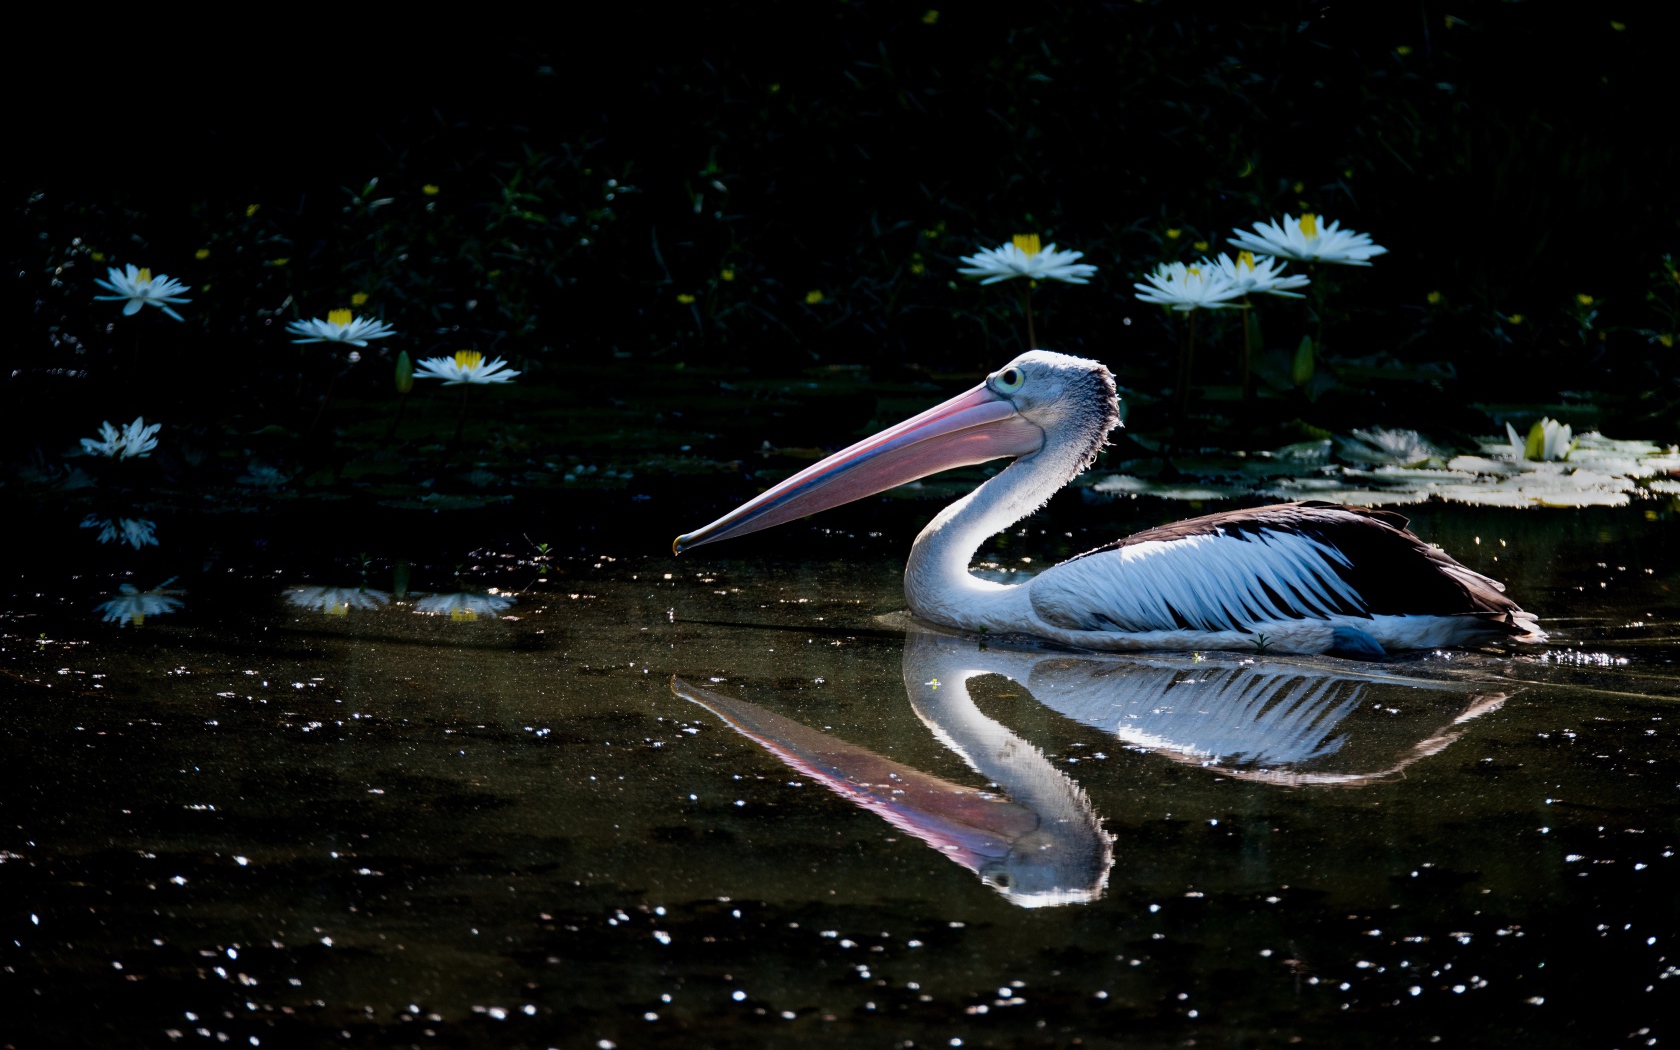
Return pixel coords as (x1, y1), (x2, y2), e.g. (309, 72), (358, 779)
(284, 586), (392, 616)
(413, 592), (515, 621)
(81, 514), (158, 549)
(96, 578), (184, 627)
(676, 630), (1505, 908)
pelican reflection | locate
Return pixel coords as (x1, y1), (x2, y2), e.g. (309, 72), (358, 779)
(970, 639), (1506, 786)
(673, 631), (1502, 908)
(674, 629), (1114, 909)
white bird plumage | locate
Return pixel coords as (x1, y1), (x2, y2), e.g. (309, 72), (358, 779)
(677, 350), (1539, 654)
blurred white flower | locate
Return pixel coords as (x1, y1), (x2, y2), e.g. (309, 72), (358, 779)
(1133, 261), (1242, 312)
(97, 578), (184, 627)
(1228, 213), (1388, 266)
(1209, 251), (1311, 298)
(414, 592), (515, 621)
(81, 515), (159, 549)
(413, 351), (520, 386)
(80, 417), (160, 459)
(1506, 418), (1574, 462)
(957, 234), (1098, 285)
(93, 265), (191, 321)
(285, 585), (391, 615)
(1337, 428), (1444, 467)
(286, 309), (396, 346)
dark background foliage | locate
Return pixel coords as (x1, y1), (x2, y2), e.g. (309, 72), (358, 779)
(6, 2), (1679, 485)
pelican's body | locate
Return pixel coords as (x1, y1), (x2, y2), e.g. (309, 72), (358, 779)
(677, 350), (1541, 655)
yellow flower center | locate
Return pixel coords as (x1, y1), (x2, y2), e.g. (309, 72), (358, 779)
(1237, 250), (1256, 272)
(131, 612), (145, 626)
(351, 292), (369, 306)
(328, 603), (349, 616)
(451, 608), (479, 622)
(1576, 293), (1594, 307)
(805, 290), (824, 304)
(455, 350), (484, 370)
(1012, 233), (1042, 257)
(328, 308), (354, 327)
(1299, 214), (1318, 238)
(1187, 266), (1201, 277)
(137, 268), (153, 285)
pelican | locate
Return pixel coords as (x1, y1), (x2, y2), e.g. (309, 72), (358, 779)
(675, 350), (1541, 656)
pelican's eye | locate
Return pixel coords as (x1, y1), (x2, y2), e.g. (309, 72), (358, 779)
(994, 366), (1025, 393)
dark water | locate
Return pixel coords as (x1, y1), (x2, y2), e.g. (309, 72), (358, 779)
(3, 498), (1679, 1048)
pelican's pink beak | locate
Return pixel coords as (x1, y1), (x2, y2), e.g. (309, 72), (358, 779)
(674, 384), (1043, 553)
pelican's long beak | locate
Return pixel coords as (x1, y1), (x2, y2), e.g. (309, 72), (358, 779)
(674, 384), (1043, 553)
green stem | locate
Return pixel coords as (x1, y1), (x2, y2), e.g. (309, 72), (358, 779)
(1241, 299), (1253, 401)
(385, 393), (409, 440)
(1178, 310), (1198, 415)
(308, 368), (340, 436)
(454, 385), (469, 445)
(1019, 282), (1037, 349)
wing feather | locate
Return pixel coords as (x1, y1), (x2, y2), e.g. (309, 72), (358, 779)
(1029, 501), (1533, 636)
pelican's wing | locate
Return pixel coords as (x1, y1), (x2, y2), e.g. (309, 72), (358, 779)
(1028, 501), (1535, 635)
(1023, 658), (1367, 766)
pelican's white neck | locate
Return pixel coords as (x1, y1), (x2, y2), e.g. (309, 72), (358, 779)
(903, 430), (1094, 631)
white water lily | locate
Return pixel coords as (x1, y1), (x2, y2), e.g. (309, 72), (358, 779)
(1209, 251), (1311, 299)
(80, 417), (160, 459)
(1228, 213), (1388, 267)
(1132, 261), (1243, 312)
(1337, 428), (1444, 468)
(93, 264), (192, 321)
(957, 234), (1098, 285)
(81, 515), (159, 549)
(1505, 418), (1574, 462)
(286, 309), (397, 346)
(413, 350), (520, 386)
(414, 592), (515, 621)
(285, 585), (391, 615)
(96, 578), (184, 627)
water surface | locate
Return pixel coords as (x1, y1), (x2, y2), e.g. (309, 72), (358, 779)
(3, 499), (1678, 1047)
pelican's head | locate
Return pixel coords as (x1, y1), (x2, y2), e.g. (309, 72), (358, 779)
(674, 350), (1120, 554)
(978, 827), (1112, 909)
(981, 350), (1120, 472)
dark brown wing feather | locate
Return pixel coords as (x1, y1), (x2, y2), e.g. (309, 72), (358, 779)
(1066, 501), (1536, 634)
